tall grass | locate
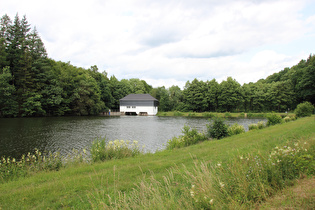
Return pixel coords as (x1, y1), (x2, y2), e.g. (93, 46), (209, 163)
(90, 138), (143, 162)
(227, 123), (245, 136)
(0, 149), (64, 183)
(88, 137), (315, 209)
(249, 121), (266, 130)
(166, 125), (207, 149)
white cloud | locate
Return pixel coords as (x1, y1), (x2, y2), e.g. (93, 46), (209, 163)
(1, 0), (314, 88)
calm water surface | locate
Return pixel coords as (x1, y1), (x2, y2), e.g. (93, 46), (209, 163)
(0, 116), (266, 158)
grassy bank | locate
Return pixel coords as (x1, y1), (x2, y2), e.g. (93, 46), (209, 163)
(0, 117), (314, 209)
(157, 111), (296, 118)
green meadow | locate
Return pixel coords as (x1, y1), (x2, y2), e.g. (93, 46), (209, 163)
(0, 116), (314, 209)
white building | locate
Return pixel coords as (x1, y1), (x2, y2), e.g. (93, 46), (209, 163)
(120, 94), (159, 116)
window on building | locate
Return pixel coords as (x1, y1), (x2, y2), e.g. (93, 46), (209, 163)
(127, 106), (130, 108)
(132, 106), (136, 108)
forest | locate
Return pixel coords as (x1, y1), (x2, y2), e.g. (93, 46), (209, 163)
(0, 14), (314, 117)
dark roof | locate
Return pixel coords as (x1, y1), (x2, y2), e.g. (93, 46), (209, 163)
(120, 94), (158, 101)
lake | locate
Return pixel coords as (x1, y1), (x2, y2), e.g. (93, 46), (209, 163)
(0, 116), (266, 159)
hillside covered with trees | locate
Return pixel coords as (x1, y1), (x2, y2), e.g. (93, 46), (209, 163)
(0, 14), (314, 117)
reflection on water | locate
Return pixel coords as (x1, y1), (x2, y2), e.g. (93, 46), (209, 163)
(0, 116), (266, 158)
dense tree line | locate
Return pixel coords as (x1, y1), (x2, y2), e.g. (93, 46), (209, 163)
(0, 14), (314, 117)
(153, 54), (314, 113)
(0, 14), (153, 117)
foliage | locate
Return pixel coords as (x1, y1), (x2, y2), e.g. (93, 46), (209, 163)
(88, 137), (315, 209)
(267, 114), (283, 126)
(218, 77), (243, 112)
(224, 112), (232, 118)
(166, 125), (207, 149)
(257, 121), (266, 129)
(283, 116), (291, 122)
(294, 101), (314, 117)
(0, 149), (63, 183)
(207, 117), (229, 139)
(249, 121), (266, 130)
(249, 123), (259, 130)
(185, 140), (314, 209)
(174, 111), (183, 116)
(90, 138), (143, 162)
(227, 123), (245, 136)
(0, 67), (18, 117)
(202, 112), (216, 118)
(1, 13), (314, 117)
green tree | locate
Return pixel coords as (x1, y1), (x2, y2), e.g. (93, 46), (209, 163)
(0, 67), (18, 117)
(218, 77), (243, 112)
(295, 55), (315, 104)
(182, 79), (208, 112)
(268, 81), (295, 112)
(151, 86), (170, 111)
(128, 78), (152, 94)
(206, 79), (220, 112)
(21, 92), (45, 117)
(0, 14), (11, 69)
(168, 85), (183, 110)
(110, 76), (131, 110)
(88, 66), (114, 111)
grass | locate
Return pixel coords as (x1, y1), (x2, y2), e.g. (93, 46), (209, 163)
(0, 117), (314, 209)
(259, 177), (315, 209)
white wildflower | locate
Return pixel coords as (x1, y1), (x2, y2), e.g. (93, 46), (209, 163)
(219, 182), (225, 188)
(190, 190), (194, 197)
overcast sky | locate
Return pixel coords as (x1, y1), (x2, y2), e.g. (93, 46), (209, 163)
(1, 0), (315, 88)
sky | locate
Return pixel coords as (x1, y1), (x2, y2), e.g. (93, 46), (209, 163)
(1, 0), (315, 89)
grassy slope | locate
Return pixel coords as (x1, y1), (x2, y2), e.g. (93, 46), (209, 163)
(0, 117), (314, 209)
(259, 177), (315, 209)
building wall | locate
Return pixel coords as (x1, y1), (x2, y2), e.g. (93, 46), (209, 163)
(120, 105), (158, 115)
(120, 100), (155, 106)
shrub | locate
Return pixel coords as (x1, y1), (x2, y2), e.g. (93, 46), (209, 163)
(267, 114), (283, 126)
(207, 117), (229, 139)
(174, 111), (183, 116)
(239, 112), (245, 118)
(203, 112), (215, 118)
(228, 123), (245, 136)
(249, 123), (258, 131)
(90, 138), (142, 162)
(188, 112), (196, 117)
(257, 121), (266, 129)
(0, 149), (63, 183)
(284, 116), (291, 123)
(247, 113), (266, 118)
(295, 101), (314, 117)
(224, 112), (232, 118)
(166, 125), (207, 149)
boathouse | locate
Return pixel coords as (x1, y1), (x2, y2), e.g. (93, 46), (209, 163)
(119, 94), (159, 116)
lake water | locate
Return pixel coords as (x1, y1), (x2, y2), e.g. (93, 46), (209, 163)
(0, 116), (266, 159)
